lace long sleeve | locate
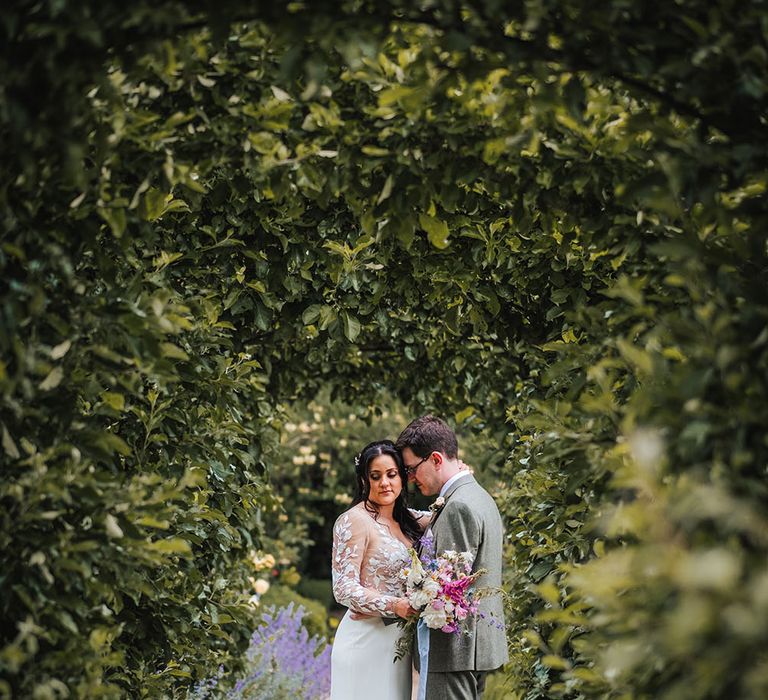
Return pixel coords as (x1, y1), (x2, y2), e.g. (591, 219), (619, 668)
(331, 510), (401, 617)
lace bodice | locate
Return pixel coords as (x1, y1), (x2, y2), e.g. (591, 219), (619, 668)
(331, 504), (427, 617)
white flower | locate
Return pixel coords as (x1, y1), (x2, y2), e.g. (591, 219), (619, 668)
(408, 568), (441, 608)
(253, 578), (270, 595)
(458, 551), (474, 568)
(628, 427), (665, 473)
(409, 588), (433, 609)
(422, 604), (449, 630)
(422, 578), (441, 599)
(405, 549), (426, 589)
(407, 565), (425, 588)
(104, 514), (123, 539)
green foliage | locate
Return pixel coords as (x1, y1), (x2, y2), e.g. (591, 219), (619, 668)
(295, 579), (334, 611)
(257, 585), (328, 641)
(484, 670), (523, 700)
(2, 1), (767, 698)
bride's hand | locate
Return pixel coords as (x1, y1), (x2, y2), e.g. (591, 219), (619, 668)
(393, 597), (417, 619)
(349, 611), (374, 620)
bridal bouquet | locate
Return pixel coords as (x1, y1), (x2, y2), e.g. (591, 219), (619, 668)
(393, 546), (484, 661)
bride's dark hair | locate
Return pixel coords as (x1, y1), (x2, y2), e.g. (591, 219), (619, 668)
(353, 439), (422, 544)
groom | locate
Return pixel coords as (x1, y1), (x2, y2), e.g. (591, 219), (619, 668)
(397, 415), (508, 700)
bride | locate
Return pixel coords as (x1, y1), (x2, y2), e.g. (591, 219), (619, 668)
(330, 440), (429, 699)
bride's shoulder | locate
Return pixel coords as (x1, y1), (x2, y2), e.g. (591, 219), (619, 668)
(334, 503), (369, 528)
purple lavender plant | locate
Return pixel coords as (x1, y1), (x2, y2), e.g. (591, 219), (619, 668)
(188, 604), (331, 700)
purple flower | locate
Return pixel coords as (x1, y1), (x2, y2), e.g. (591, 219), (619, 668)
(188, 604), (331, 700)
(418, 532), (436, 563)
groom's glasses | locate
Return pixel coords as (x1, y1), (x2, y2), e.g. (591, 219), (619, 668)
(404, 455), (429, 477)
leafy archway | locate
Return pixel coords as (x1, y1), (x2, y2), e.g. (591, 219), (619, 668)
(2, 3), (767, 698)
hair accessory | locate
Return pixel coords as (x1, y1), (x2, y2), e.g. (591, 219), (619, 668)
(354, 454), (360, 468)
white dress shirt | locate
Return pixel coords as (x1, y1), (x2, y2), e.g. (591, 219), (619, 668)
(440, 470), (472, 498)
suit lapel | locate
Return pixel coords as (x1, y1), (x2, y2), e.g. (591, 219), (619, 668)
(430, 474), (475, 528)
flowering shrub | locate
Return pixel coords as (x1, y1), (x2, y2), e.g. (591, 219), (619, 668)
(189, 604), (331, 700)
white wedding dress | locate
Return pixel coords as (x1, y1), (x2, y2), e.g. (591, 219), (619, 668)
(330, 504), (420, 700)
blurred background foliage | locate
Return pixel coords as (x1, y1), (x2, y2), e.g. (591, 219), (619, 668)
(1, 0), (767, 698)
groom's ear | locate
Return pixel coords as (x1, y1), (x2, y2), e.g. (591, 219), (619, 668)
(431, 451), (443, 467)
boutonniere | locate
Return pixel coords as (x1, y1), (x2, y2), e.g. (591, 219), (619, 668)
(429, 496), (446, 513)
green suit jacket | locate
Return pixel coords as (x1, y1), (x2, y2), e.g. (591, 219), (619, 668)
(426, 474), (509, 672)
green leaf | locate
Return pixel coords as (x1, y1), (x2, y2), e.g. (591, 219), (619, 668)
(2, 424), (20, 460)
(154, 251), (184, 270)
(101, 391), (125, 411)
(376, 175), (394, 204)
(302, 304), (322, 325)
(541, 655), (571, 670)
(135, 517), (171, 529)
(361, 145), (390, 157)
(98, 207), (127, 237)
(90, 432), (132, 457)
(455, 406), (474, 423)
(616, 338), (653, 374)
(341, 312), (361, 342)
(160, 343), (190, 361)
(145, 538), (192, 557)
(318, 305), (337, 331)
(253, 301), (272, 331)
(418, 213), (450, 249)
(142, 188), (168, 221)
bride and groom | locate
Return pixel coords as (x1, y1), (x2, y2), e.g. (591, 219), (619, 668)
(330, 415), (508, 700)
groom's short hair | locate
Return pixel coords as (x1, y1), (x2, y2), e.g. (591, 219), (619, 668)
(396, 415), (458, 459)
